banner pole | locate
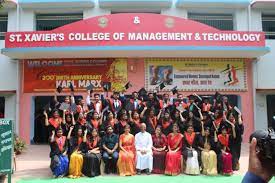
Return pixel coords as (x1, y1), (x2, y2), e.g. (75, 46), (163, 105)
(8, 173), (11, 183)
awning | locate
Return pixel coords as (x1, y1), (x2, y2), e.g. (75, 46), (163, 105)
(251, 0), (275, 9)
(2, 13), (270, 59)
(176, 0), (250, 8)
(18, 0), (95, 9)
(98, 0), (172, 9)
(2, 46), (270, 59)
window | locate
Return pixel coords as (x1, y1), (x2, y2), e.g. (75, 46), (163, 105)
(188, 13), (234, 30)
(36, 13), (83, 31)
(262, 14), (275, 39)
(0, 97), (5, 118)
(0, 15), (8, 40)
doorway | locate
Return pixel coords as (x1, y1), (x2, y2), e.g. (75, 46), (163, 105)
(33, 95), (82, 144)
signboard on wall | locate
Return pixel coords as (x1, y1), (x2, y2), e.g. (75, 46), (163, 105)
(0, 119), (13, 174)
(145, 58), (247, 91)
(5, 13), (266, 49)
(23, 59), (128, 93)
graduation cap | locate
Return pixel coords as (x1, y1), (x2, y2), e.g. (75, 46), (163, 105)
(59, 102), (70, 111)
(69, 82), (74, 92)
(202, 96), (212, 102)
(233, 106), (241, 114)
(86, 84), (94, 91)
(124, 82), (132, 90)
(171, 86), (178, 95)
(102, 82), (111, 92)
(43, 102), (52, 112)
(193, 93), (202, 102)
(138, 88), (147, 97)
(188, 94), (196, 100)
(214, 91), (222, 102)
(56, 85), (63, 93)
(69, 103), (77, 113)
(158, 82), (166, 90)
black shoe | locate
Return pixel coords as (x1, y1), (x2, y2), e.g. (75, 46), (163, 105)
(146, 169), (151, 175)
(137, 169), (141, 175)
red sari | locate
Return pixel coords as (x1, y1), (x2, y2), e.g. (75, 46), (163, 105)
(218, 134), (233, 175)
(165, 133), (183, 175)
(152, 134), (167, 174)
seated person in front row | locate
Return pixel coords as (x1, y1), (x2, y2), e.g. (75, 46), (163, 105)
(49, 128), (69, 178)
(102, 125), (119, 174)
(135, 123), (153, 175)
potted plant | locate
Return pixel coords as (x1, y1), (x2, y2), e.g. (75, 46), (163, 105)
(14, 134), (26, 155)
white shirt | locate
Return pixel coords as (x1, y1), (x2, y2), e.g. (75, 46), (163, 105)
(135, 131), (152, 152)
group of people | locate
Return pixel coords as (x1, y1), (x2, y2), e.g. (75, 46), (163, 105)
(43, 87), (244, 178)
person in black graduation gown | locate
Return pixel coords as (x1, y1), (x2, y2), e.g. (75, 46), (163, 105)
(144, 92), (160, 111)
(157, 109), (173, 136)
(184, 110), (203, 134)
(172, 109), (186, 134)
(100, 111), (117, 137)
(227, 112), (244, 171)
(201, 111), (214, 130)
(62, 110), (76, 136)
(140, 107), (158, 135)
(198, 127), (218, 175)
(82, 128), (102, 177)
(114, 110), (128, 135)
(67, 126), (87, 178)
(49, 128), (69, 178)
(44, 109), (63, 136)
(128, 110), (141, 136)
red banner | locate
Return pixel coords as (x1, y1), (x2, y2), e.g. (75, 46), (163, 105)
(5, 13), (265, 48)
(23, 59), (128, 93)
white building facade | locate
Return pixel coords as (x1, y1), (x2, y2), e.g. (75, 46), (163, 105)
(0, 0), (274, 143)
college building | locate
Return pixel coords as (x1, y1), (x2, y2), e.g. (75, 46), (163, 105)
(0, 0), (274, 143)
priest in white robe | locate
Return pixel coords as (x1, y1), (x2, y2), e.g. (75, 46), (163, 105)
(135, 123), (153, 175)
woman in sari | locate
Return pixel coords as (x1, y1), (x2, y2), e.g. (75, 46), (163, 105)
(217, 125), (236, 175)
(165, 123), (183, 176)
(49, 128), (69, 178)
(183, 124), (200, 175)
(82, 128), (102, 177)
(67, 126), (87, 178)
(117, 124), (136, 176)
(152, 125), (167, 174)
(199, 127), (218, 176)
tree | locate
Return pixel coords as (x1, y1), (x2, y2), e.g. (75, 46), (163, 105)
(0, 0), (5, 8)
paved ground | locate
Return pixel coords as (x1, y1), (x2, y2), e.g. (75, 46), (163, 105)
(3, 144), (250, 183)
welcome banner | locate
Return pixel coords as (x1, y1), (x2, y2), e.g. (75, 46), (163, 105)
(23, 58), (128, 93)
